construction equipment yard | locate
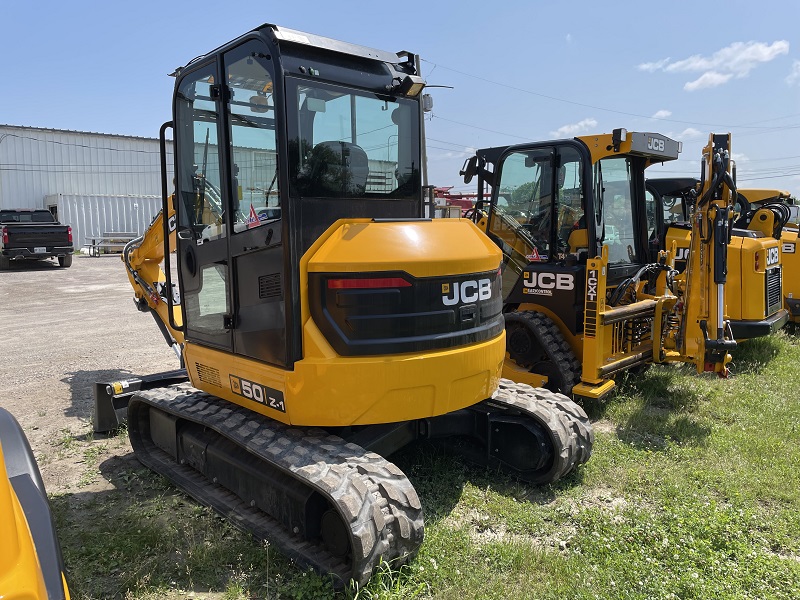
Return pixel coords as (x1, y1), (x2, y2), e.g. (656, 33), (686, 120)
(1, 255), (799, 599)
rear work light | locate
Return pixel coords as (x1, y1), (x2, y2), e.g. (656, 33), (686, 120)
(327, 277), (412, 289)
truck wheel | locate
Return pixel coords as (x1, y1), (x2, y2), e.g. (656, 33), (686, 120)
(58, 254), (73, 268)
(0, 255), (9, 270)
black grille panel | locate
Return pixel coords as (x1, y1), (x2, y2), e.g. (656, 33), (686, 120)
(309, 269), (503, 356)
(766, 266), (782, 316)
(258, 273), (282, 299)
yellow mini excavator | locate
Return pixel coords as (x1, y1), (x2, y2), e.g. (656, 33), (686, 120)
(460, 130), (738, 401)
(0, 408), (71, 599)
(92, 24), (593, 587)
(647, 178), (791, 333)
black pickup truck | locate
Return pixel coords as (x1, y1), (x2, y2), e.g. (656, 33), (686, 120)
(0, 209), (74, 269)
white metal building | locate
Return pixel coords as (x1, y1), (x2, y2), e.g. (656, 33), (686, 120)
(0, 124), (173, 248)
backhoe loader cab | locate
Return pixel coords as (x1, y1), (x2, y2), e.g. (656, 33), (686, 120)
(102, 23), (593, 587)
(463, 131), (681, 390)
(464, 131), (737, 400)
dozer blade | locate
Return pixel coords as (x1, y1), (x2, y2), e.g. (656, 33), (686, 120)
(93, 369), (188, 433)
(127, 384), (424, 588)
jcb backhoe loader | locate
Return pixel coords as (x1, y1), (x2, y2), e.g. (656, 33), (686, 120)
(92, 23), (592, 587)
(460, 130), (737, 401)
(647, 177), (791, 332)
(0, 407), (71, 599)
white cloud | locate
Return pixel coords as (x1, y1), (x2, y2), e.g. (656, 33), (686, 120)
(651, 109), (672, 119)
(665, 41), (789, 76)
(731, 152), (749, 163)
(429, 146), (476, 161)
(640, 40), (789, 91)
(638, 58), (671, 72)
(787, 60), (800, 86)
(550, 118), (598, 138)
(684, 71), (734, 91)
(678, 128), (703, 140)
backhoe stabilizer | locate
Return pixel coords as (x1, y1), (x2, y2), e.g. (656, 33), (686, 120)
(682, 133), (738, 374)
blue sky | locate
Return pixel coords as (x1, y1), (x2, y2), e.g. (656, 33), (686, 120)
(3, 1), (799, 194)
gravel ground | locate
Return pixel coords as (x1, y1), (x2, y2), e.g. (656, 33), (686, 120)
(0, 253), (178, 491)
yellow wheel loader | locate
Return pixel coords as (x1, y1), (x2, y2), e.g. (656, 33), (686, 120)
(91, 24), (593, 587)
(460, 130), (738, 401)
(0, 408), (71, 599)
(647, 178), (791, 333)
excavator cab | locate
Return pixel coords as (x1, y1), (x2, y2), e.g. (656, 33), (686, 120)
(166, 29), (428, 368)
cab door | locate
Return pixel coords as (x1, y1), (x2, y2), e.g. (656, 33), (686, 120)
(221, 40), (289, 367)
(174, 61), (233, 351)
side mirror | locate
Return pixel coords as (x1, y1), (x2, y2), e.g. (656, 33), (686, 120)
(460, 156), (478, 184)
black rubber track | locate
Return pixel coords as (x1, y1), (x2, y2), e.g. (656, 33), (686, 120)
(128, 384), (424, 587)
(488, 378), (594, 483)
(504, 311), (582, 396)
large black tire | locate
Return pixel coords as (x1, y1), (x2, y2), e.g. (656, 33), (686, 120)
(58, 254), (72, 268)
(505, 310), (581, 396)
(0, 255), (9, 270)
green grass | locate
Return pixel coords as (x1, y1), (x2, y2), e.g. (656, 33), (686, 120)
(51, 331), (800, 599)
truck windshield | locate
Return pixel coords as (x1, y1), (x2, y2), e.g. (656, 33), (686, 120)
(0, 211), (55, 223)
(287, 78), (420, 199)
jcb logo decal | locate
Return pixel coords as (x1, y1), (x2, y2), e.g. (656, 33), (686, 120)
(522, 272), (575, 296)
(168, 215), (177, 233)
(782, 242), (795, 254)
(675, 247), (690, 261)
(442, 279), (492, 306)
(767, 246), (780, 266)
(647, 137), (665, 152)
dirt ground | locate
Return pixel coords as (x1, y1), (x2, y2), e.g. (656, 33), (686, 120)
(0, 254), (178, 492)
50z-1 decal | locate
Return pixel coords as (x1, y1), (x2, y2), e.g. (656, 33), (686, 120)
(230, 375), (286, 412)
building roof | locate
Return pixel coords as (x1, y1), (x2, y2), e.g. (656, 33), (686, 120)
(0, 123), (161, 143)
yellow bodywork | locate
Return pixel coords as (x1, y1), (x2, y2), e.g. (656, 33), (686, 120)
(175, 218), (506, 426)
(663, 192), (786, 333)
(664, 226), (779, 325)
(0, 440), (70, 600)
(577, 132), (676, 167)
(780, 228), (800, 321)
(739, 188), (793, 205)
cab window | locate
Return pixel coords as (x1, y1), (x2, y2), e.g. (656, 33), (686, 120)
(288, 81), (420, 199)
(598, 157), (637, 265)
(224, 41), (280, 233)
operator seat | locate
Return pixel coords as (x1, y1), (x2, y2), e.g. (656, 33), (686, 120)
(308, 140), (369, 196)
